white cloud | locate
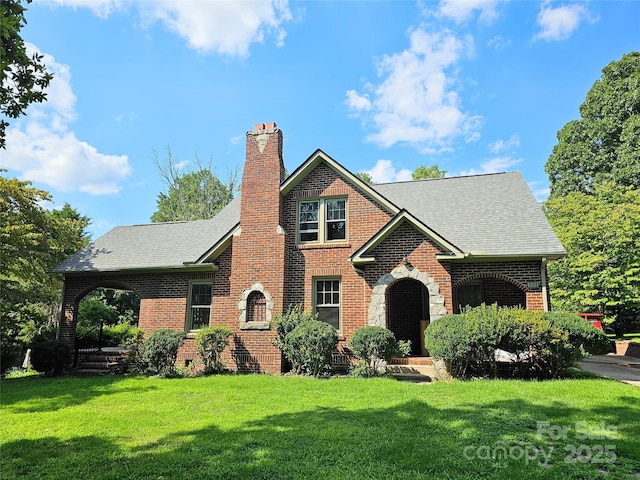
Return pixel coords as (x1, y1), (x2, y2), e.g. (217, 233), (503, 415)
(347, 28), (481, 153)
(345, 89), (372, 112)
(40, 0), (124, 18)
(528, 181), (550, 202)
(458, 156), (522, 176)
(534, 2), (594, 42)
(487, 35), (511, 50)
(42, 0), (293, 57)
(364, 159), (413, 184)
(435, 0), (500, 24)
(3, 45), (131, 195)
(488, 134), (520, 153)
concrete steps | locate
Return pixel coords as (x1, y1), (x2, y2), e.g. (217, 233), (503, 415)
(74, 348), (129, 375)
(388, 357), (436, 383)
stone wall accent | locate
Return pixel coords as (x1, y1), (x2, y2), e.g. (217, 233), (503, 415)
(368, 263), (447, 327)
(237, 282), (273, 330)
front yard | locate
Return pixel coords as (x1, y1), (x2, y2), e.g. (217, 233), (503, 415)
(1, 374), (639, 479)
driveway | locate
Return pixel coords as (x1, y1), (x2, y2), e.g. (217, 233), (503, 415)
(579, 354), (640, 386)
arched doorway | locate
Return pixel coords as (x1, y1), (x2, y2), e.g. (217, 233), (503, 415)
(453, 275), (526, 313)
(75, 286), (141, 349)
(386, 278), (430, 356)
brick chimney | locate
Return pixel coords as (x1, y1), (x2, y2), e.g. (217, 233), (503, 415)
(240, 122), (285, 230)
(230, 123), (286, 329)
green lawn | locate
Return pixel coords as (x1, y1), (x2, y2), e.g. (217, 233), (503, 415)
(1, 374), (639, 479)
(609, 333), (640, 343)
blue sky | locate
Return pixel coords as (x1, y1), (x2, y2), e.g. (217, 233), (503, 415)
(2, 0), (639, 239)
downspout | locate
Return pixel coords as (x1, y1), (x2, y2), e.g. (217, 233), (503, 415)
(541, 258), (549, 312)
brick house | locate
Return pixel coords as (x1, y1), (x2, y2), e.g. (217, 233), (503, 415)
(53, 122), (566, 374)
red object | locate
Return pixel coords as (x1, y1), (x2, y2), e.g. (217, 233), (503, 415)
(577, 313), (604, 330)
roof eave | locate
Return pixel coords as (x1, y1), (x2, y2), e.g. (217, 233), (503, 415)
(281, 150), (400, 214)
(436, 251), (567, 262)
(350, 209), (464, 265)
(197, 224), (239, 263)
(53, 263), (219, 276)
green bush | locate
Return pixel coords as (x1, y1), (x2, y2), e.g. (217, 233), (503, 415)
(140, 329), (186, 376)
(195, 326), (233, 374)
(424, 314), (476, 378)
(348, 326), (410, 377)
(273, 304), (318, 352)
(424, 305), (612, 380)
(541, 312), (613, 377)
(282, 320), (338, 377)
(29, 340), (70, 376)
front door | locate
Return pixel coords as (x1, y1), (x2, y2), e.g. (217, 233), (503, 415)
(386, 278), (429, 356)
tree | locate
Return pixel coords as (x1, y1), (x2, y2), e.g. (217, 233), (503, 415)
(545, 51), (640, 198)
(151, 146), (238, 222)
(543, 182), (640, 334)
(0, 0), (53, 149)
(355, 171), (374, 184)
(0, 172), (90, 369)
(412, 164), (447, 180)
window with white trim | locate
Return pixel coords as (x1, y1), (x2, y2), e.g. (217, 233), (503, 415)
(187, 282), (212, 331)
(298, 198), (347, 244)
(314, 278), (341, 330)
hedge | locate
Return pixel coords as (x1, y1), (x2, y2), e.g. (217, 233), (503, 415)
(424, 305), (612, 379)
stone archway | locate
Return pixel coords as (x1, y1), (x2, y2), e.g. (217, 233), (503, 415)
(368, 263), (447, 329)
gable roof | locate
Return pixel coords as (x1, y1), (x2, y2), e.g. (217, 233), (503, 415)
(282, 149), (399, 214)
(374, 171), (565, 259)
(350, 209), (465, 265)
(52, 197), (240, 273)
(53, 158), (564, 274)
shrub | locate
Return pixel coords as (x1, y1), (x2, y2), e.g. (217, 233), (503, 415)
(282, 320), (338, 377)
(195, 326), (233, 374)
(425, 305), (611, 380)
(348, 326), (410, 377)
(29, 340), (70, 376)
(541, 312), (613, 377)
(424, 314), (476, 378)
(273, 304), (317, 352)
(140, 329), (186, 376)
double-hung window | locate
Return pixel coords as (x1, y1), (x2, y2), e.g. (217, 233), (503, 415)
(298, 198), (346, 243)
(188, 282), (212, 331)
(314, 278), (341, 330)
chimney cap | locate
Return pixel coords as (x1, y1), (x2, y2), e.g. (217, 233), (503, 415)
(253, 122), (277, 132)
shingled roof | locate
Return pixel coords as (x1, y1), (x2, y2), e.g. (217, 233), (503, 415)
(52, 197), (241, 273)
(52, 170), (564, 274)
(374, 171), (565, 258)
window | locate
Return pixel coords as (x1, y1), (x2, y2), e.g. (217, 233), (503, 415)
(325, 199), (346, 241)
(299, 200), (319, 242)
(188, 282), (212, 330)
(298, 198), (346, 243)
(314, 278), (341, 330)
(455, 282), (483, 313)
(246, 291), (267, 323)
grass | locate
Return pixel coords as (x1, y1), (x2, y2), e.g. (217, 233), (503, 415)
(609, 333), (640, 343)
(1, 374), (639, 480)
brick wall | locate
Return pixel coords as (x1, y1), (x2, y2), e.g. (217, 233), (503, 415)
(59, 270), (215, 347)
(450, 261), (546, 312)
(281, 161), (394, 345)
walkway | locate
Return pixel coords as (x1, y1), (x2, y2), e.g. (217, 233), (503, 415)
(579, 354), (640, 387)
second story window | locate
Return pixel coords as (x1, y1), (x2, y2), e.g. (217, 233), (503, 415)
(298, 198), (347, 244)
